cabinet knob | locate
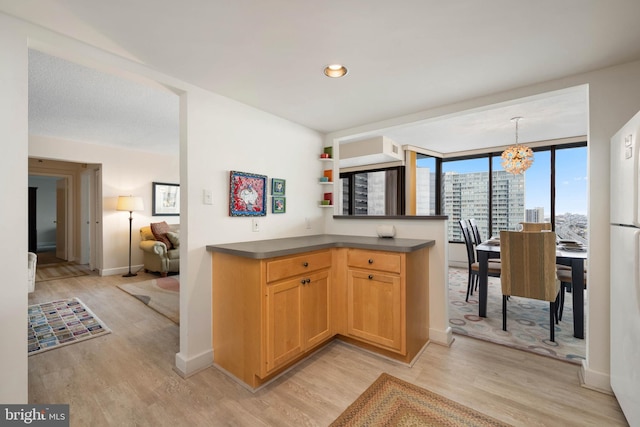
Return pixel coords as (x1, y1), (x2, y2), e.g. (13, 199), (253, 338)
(368, 259), (374, 264)
(303, 262), (309, 267)
(368, 274), (374, 280)
(301, 279), (306, 285)
(306, 278), (311, 284)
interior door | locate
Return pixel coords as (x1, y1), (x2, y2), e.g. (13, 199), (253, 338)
(55, 178), (67, 260)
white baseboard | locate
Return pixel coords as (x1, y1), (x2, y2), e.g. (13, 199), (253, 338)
(429, 326), (454, 347)
(100, 264), (144, 277)
(174, 349), (213, 379)
(579, 360), (613, 395)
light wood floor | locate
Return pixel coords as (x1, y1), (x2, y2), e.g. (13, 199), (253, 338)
(28, 271), (628, 427)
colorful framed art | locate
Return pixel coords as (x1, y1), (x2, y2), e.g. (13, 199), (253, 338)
(229, 171), (267, 216)
(271, 178), (286, 196)
(272, 196), (286, 214)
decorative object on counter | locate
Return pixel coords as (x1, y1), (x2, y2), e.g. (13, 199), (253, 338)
(152, 182), (180, 216)
(271, 178), (286, 196)
(319, 176), (329, 182)
(376, 225), (396, 238)
(323, 169), (333, 182)
(272, 196), (286, 213)
(229, 170), (267, 216)
(501, 116), (533, 175)
(117, 195), (145, 277)
(330, 373), (510, 427)
(320, 153), (330, 159)
(320, 199), (330, 205)
(323, 146), (333, 158)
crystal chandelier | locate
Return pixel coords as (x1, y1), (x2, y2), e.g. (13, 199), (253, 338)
(501, 117), (533, 174)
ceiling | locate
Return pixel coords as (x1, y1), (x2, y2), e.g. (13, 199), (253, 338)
(5, 1), (640, 155)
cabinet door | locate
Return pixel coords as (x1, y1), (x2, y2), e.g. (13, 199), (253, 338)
(302, 270), (332, 349)
(265, 278), (302, 373)
(347, 269), (404, 353)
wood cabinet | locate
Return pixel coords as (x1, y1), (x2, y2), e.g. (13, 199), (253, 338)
(211, 240), (430, 390)
(264, 253), (331, 375)
(346, 249), (405, 353)
(212, 249), (332, 389)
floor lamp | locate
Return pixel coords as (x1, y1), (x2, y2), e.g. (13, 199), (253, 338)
(116, 195), (144, 277)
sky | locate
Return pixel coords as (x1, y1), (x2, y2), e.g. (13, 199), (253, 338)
(426, 146), (588, 216)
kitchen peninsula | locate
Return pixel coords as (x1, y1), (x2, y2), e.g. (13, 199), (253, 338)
(207, 234), (435, 390)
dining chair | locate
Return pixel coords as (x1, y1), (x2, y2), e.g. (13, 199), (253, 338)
(519, 222), (552, 232)
(556, 265), (587, 321)
(500, 230), (560, 341)
(459, 219), (501, 302)
(468, 218), (483, 246)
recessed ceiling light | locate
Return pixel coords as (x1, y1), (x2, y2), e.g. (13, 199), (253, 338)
(324, 64), (348, 78)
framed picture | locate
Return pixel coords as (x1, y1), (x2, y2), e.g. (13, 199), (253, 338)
(152, 182), (180, 216)
(272, 196), (286, 214)
(271, 178), (286, 196)
(229, 171), (267, 216)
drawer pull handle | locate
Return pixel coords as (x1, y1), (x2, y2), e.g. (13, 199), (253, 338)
(303, 262), (309, 267)
(300, 279), (306, 285)
(368, 259), (374, 264)
(368, 274), (374, 280)
(306, 278), (311, 284)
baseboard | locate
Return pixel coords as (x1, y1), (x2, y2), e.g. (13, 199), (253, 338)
(100, 264), (145, 277)
(429, 326), (454, 347)
(579, 360), (613, 395)
(174, 348), (213, 379)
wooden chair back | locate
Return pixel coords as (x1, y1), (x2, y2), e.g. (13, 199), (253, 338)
(500, 231), (559, 302)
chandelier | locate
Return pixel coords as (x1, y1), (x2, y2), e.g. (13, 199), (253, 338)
(501, 116), (533, 174)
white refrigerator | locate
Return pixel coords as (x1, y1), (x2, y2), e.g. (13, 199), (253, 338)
(610, 110), (640, 426)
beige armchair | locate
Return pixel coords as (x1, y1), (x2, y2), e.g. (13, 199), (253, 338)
(139, 224), (180, 276)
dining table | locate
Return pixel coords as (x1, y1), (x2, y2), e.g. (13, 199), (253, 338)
(475, 238), (588, 339)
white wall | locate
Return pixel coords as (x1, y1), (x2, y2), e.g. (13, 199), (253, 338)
(327, 59), (640, 392)
(29, 135), (180, 275)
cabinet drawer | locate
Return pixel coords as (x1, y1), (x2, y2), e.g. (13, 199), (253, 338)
(347, 249), (401, 274)
(267, 250), (332, 283)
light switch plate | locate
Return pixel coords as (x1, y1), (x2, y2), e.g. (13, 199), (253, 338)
(203, 189), (213, 205)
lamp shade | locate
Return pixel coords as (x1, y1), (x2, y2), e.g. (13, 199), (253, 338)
(116, 195), (144, 212)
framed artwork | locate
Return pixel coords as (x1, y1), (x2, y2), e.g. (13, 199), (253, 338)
(271, 178), (286, 196)
(229, 171), (267, 216)
(152, 182), (180, 216)
(272, 196), (286, 214)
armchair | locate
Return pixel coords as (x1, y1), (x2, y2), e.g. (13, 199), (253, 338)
(139, 223), (180, 276)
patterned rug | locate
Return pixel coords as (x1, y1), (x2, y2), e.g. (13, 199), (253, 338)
(330, 373), (511, 426)
(448, 267), (586, 364)
(117, 276), (179, 324)
(28, 298), (111, 356)
(35, 261), (91, 283)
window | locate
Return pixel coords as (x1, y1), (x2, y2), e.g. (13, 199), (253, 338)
(416, 155), (438, 215)
(431, 142), (587, 242)
(442, 158), (489, 241)
(340, 167), (404, 215)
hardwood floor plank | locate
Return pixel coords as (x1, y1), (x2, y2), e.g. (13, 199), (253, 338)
(27, 271), (628, 426)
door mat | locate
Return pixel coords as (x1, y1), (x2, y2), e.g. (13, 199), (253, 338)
(28, 298), (110, 355)
(331, 373), (511, 426)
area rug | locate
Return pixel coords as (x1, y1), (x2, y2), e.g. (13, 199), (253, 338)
(117, 276), (179, 324)
(28, 298), (111, 356)
(330, 373), (511, 426)
(448, 267), (586, 364)
(35, 262), (91, 283)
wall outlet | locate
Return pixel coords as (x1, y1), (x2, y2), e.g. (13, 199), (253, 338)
(305, 217), (312, 229)
(252, 218), (259, 232)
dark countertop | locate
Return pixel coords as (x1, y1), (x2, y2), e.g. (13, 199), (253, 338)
(206, 234), (435, 259)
